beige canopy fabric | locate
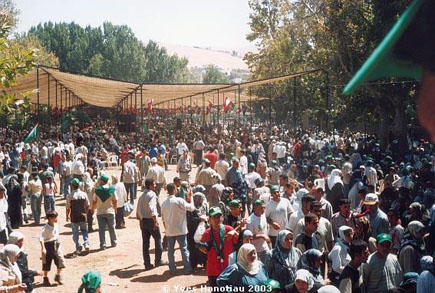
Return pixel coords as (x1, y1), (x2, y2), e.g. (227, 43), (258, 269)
(3, 67), (319, 109)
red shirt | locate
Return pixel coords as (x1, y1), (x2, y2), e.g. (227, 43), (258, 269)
(200, 225), (237, 277)
(204, 151), (218, 169)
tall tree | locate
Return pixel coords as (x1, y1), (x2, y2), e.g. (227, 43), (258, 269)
(202, 65), (229, 84)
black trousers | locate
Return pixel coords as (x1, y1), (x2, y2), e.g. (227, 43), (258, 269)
(141, 218), (163, 266)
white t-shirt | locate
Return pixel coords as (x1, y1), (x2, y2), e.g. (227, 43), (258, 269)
(176, 143), (188, 156)
(265, 198), (294, 236)
(245, 171), (261, 189)
(246, 213), (269, 253)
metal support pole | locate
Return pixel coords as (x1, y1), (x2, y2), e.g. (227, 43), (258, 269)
(249, 88), (252, 123)
(60, 85), (63, 112)
(293, 78), (297, 129)
(190, 96), (192, 122)
(202, 93), (205, 125)
(140, 85), (143, 128)
(238, 84), (241, 125)
(325, 71), (330, 132)
(217, 89), (220, 126)
(47, 75), (51, 121)
(269, 86), (272, 124)
(36, 67), (40, 116)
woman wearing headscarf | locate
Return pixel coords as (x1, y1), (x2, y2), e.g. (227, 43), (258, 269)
(0, 244), (27, 292)
(297, 249), (324, 290)
(8, 231), (41, 293)
(399, 220), (427, 273)
(217, 243), (268, 292)
(78, 271), (102, 293)
(228, 229), (254, 265)
(265, 230), (302, 288)
(187, 192), (209, 269)
(325, 169), (345, 213)
(284, 269), (316, 293)
(328, 226), (353, 285)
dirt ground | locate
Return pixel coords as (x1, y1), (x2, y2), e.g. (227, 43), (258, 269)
(21, 164), (209, 293)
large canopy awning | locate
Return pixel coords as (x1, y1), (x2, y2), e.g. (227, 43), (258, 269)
(3, 66), (320, 109)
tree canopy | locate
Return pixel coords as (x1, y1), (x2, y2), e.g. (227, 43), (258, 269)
(28, 22), (192, 83)
(202, 64), (229, 84)
(244, 0), (418, 151)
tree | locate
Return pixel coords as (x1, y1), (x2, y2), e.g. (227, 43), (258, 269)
(202, 65), (229, 84)
(28, 22), (192, 83)
(244, 0), (416, 153)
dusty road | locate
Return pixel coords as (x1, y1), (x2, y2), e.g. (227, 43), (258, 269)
(21, 164), (209, 293)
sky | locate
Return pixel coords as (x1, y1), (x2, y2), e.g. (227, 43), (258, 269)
(14, 0), (255, 50)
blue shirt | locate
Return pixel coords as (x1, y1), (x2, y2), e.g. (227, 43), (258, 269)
(217, 262), (268, 292)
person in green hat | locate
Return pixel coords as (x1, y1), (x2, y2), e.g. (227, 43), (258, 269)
(92, 174), (117, 250)
(266, 185), (294, 247)
(246, 199), (270, 263)
(66, 178), (90, 255)
(224, 199), (245, 231)
(264, 279), (282, 293)
(199, 206), (238, 287)
(362, 233), (403, 292)
(78, 271), (102, 293)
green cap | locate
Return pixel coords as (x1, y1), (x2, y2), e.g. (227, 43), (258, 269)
(270, 185), (280, 193)
(99, 174), (109, 183)
(209, 206), (223, 217)
(202, 158), (210, 164)
(229, 199), (241, 208)
(253, 199), (265, 206)
(264, 279), (281, 291)
(343, 0), (424, 95)
(376, 233), (392, 244)
(249, 163), (256, 169)
(71, 178), (80, 187)
(328, 164), (337, 172)
(271, 160), (277, 165)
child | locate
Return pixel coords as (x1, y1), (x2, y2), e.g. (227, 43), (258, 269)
(40, 210), (65, 286)
(42, 175), (57, 215)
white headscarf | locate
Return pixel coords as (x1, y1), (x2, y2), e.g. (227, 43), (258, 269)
(318, 285), (340, 293)
(7, 232), (24, 246)
(295, 269), (314, 290)
(237, 243), (259, 275)
(328, 169), (343, 190)
(0, 244), (22, 283)
(338, 225), (353, 242)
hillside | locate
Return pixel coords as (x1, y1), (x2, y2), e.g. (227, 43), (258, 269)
(161, 43), (251, 72)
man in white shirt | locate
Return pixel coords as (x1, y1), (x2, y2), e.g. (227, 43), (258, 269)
(161, 183), (195, 275)
(245, 163), (261, 214)
(145, 157), (166, 216)
(265, 185), (293, 247)
(123, 153), (139, 203)
(137, 179), (166, 270)
(193, 137), (205, 166)
(246, 199), (270, 263)
(215, 153), (229, 180)
(71, 154), (85, 180)
(239, 149), (248, 175)
(365, 160), (378, 191)
(342, 155), (353, 196)
(176, 138), (188, 161)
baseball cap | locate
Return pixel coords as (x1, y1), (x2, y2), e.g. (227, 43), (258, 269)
(364, 193), (378, 205)
(99, 174), (109, 183)
(376, 233), (392, 244)
(150, 157), (157, 163)
(263, 279), (281, 291)
(71, 178), (80, 187)
(209, 206), (223, 217)
(249, 163), (256, 169)
(270, 185), (280, 193)
(253, 199), (265, 206)
(228, 200), (241, 208)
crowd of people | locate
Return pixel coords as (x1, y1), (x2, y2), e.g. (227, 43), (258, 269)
(0, 115), (432, 292)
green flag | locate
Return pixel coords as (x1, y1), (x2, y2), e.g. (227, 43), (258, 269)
(24, 123), (39, 143)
